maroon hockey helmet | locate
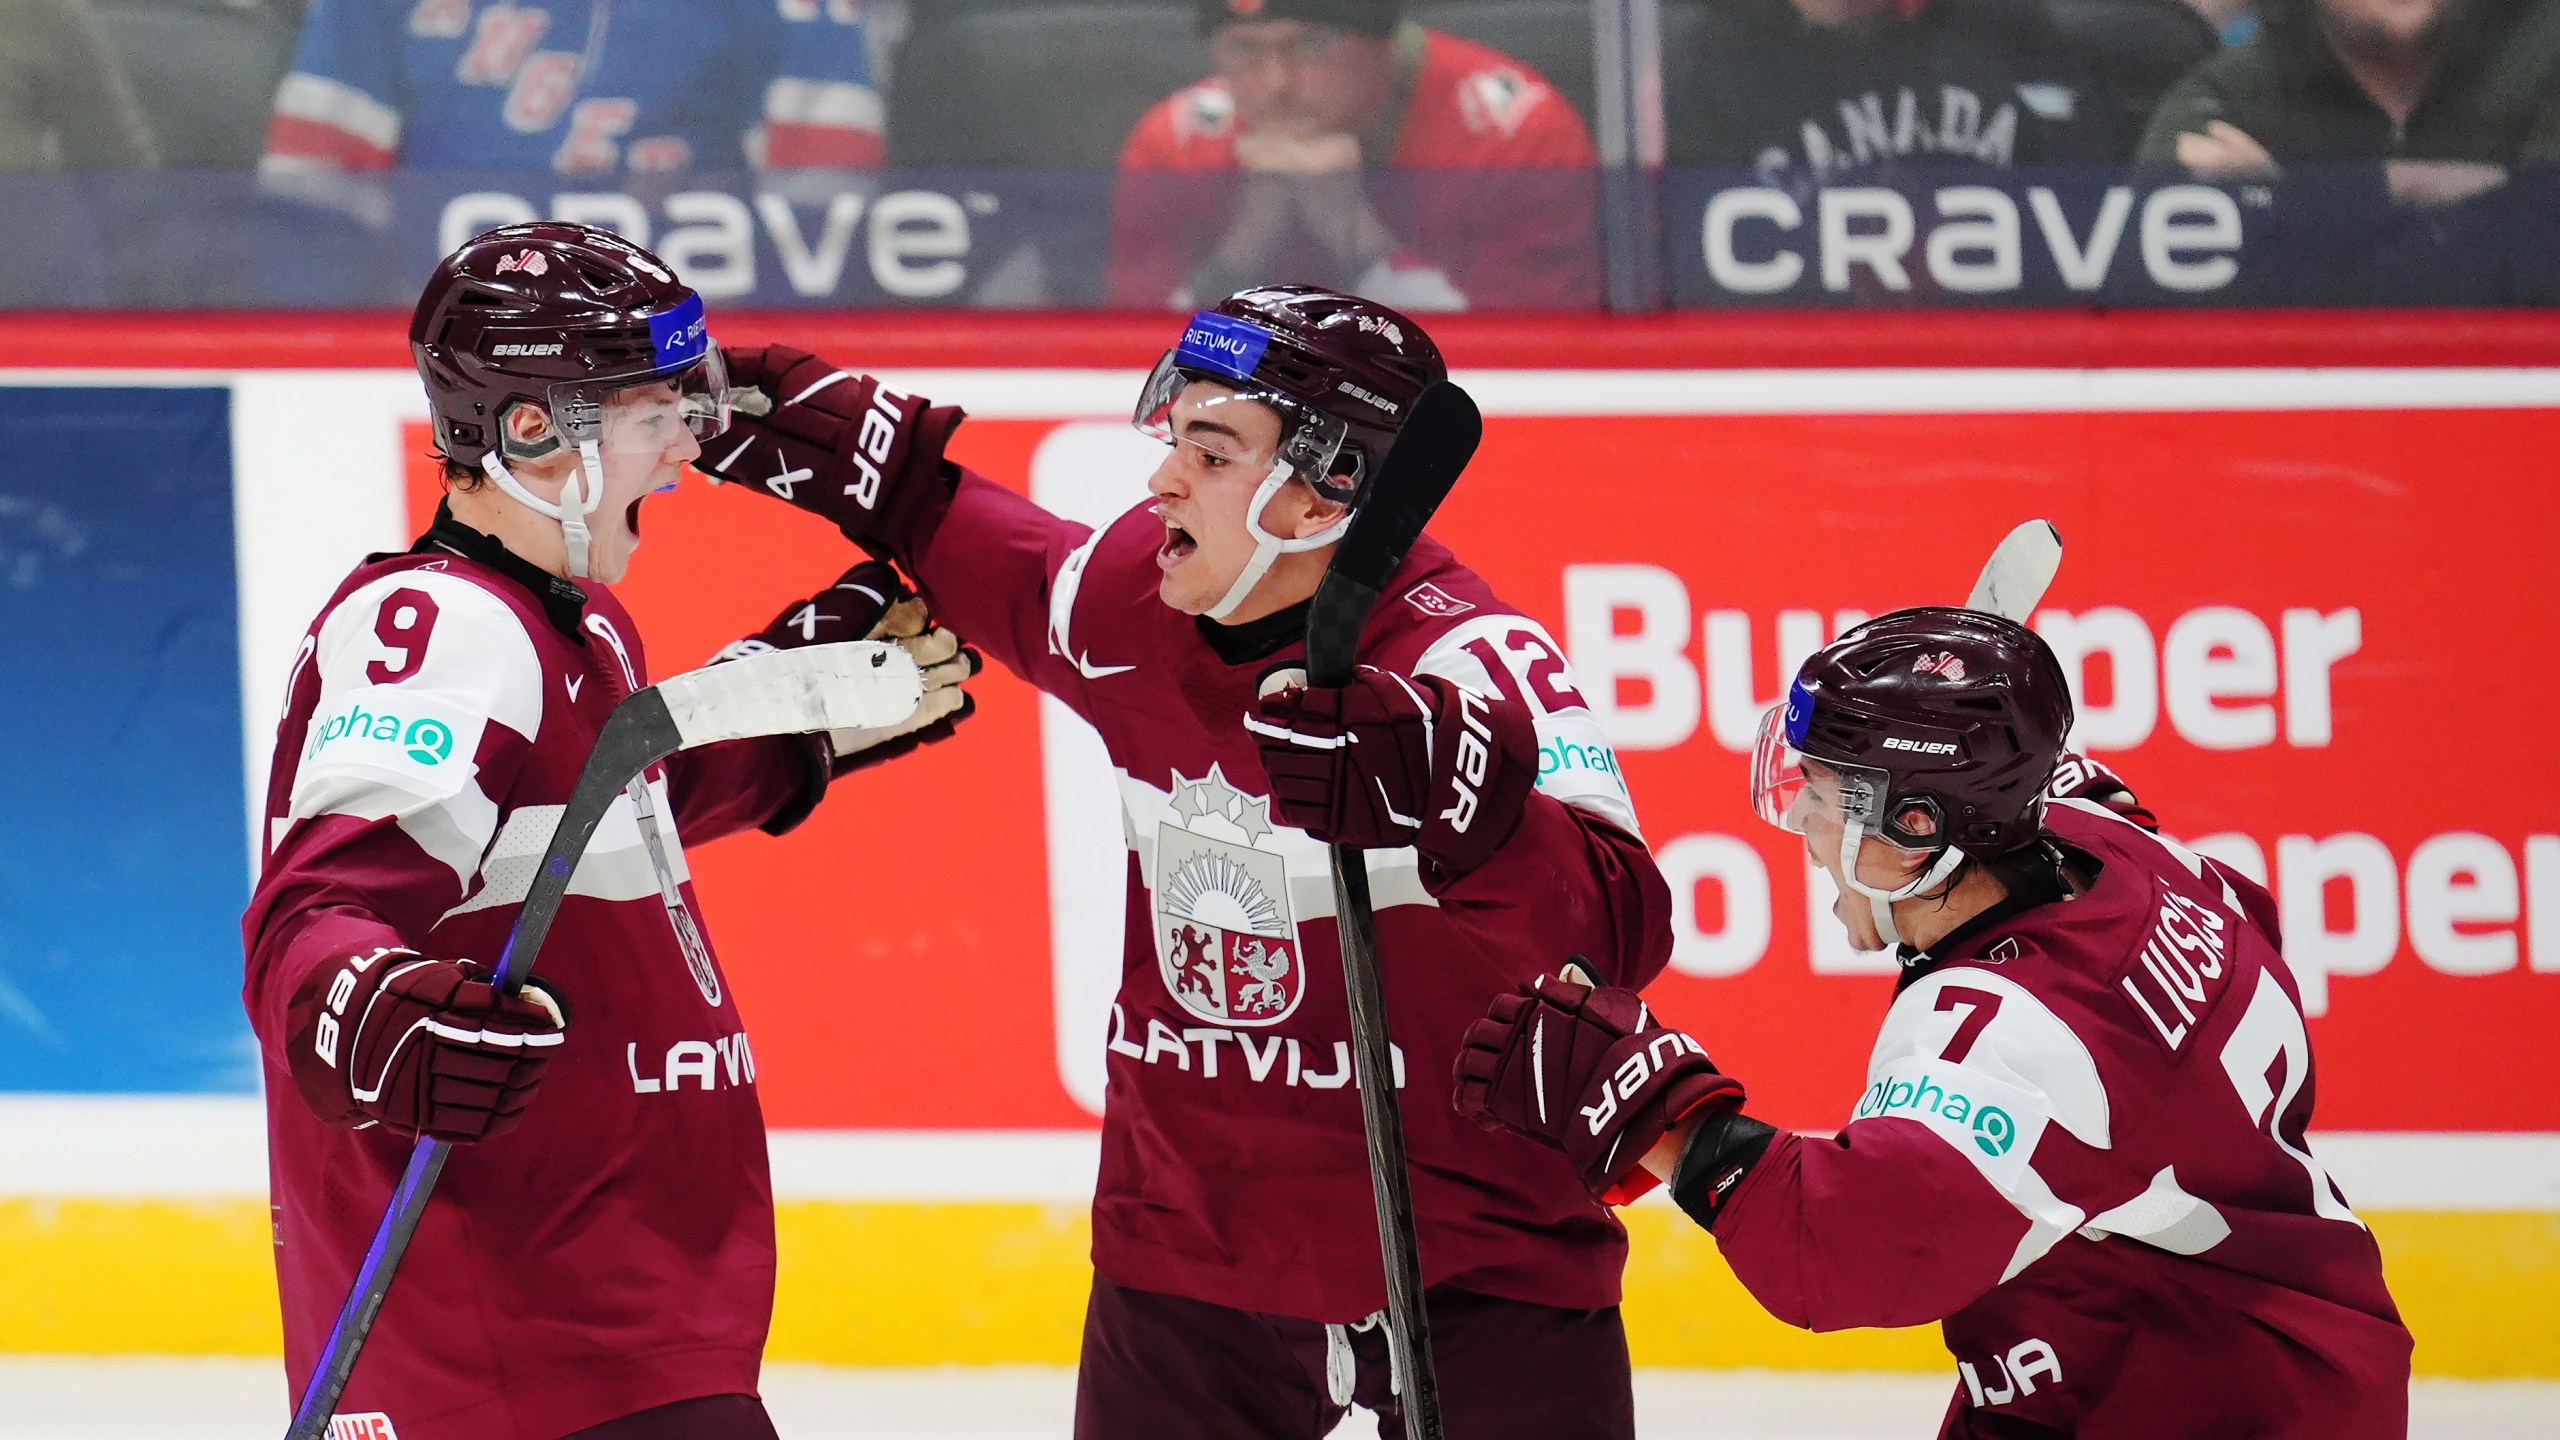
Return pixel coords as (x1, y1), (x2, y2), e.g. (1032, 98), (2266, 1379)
(1753, 606), (2075, 860)
(1133, 283), (1447, 507)
(409, 220), (728, 470)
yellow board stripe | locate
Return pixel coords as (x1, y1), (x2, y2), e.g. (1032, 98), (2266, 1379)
(7, 1200), (2553, 1378)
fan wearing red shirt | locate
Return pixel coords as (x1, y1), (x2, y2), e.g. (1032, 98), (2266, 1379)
(1109, 0), (1600, 311)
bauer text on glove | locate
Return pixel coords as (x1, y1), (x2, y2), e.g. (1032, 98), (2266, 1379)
(288, 947), (566, 1144)
(698, 344), (964, 557)
(1453, 969), (1744, 1204)
(1247, 665), (1535, 877)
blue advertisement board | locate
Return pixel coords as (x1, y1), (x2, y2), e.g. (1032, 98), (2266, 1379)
(0, 388), (252, 1092)
(0, 166), (2552, 310)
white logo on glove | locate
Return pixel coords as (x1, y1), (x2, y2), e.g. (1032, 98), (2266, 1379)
(1578, 1030), (1707, 1135)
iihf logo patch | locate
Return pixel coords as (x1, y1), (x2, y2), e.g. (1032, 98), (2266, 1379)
(328, 1414), (400, 1440)
(1402, 582), (1474, 618)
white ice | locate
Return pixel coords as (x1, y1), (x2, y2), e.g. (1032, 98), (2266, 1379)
(3, 1360), (2555, 1439)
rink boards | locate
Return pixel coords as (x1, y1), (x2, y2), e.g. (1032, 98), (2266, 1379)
(3, 315), (2557, 1375)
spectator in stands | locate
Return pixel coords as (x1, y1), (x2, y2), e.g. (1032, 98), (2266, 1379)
(2140, 0), (2559, 202)
(1108, 0), (1600, 312)
(260, 0), (880, 206)
(1664, 0), (2123, 180)
(0, 0), (157, 170)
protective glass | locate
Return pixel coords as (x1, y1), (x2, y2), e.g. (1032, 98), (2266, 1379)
(1748, 697), (1886, 839)
(544, 342), (731, 461)
(1134, 350), (1348, 483)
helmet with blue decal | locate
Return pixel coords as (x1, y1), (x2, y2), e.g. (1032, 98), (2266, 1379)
(1749, 606), (2073, 948)
(410, 221), (729, 577)
(1135, 284), (1445, 506)
(1132, 285), (1445, 618)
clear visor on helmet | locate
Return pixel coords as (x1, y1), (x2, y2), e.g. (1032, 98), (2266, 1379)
(1133, 350), (1349, 484)
(542, 342), (731, 461)
(1749, 701), (1890, 838)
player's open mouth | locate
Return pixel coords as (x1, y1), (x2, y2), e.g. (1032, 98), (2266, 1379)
(626, 498), (646, 539)
(1159, 520), (1197, 570)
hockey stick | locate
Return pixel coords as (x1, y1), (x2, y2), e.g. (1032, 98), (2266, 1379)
(284, 641), (922, 1440)
(1303, 380), (1483, 1440)
(1966, 520), (2063, 623)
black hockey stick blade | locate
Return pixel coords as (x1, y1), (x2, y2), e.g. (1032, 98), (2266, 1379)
(1306, 380), (1483, 686)
(286, 688), (682, 1440)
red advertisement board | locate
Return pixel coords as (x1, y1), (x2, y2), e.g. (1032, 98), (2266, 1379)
(410, 391), (2560, 1135)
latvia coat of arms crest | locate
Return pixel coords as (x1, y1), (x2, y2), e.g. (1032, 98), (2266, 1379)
(1154, 764), (1303, 1027)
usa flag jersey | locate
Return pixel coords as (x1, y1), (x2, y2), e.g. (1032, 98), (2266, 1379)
(242, 518), (831, 1438)
(261, 0), (883, 180)
(1709, 800), (2411, 1439)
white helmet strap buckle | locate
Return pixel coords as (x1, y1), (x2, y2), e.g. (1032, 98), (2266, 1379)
(1202, 457), (1355, 622)
(481, 440), (609, 580)
(1837, 809), (1968, 955)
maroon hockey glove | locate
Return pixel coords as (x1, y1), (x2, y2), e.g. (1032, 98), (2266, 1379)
(288, 947), (566, 1144)
(2047, 750), (2159, 832)
(714, 561), (983, 780)
(1453, 968), (1744, 1204)
(700, 345), (967, 556)
(1248, 665), (1535, 877)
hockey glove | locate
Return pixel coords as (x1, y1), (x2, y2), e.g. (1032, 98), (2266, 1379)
(2047, 750), (2158, 833)
(1453, 967), (1743, 1204)
(699, 345), (967, 557)
(714, 560), (982, 778)
(1248, 665), (1535, 878)
(288, 947), (566, 1144)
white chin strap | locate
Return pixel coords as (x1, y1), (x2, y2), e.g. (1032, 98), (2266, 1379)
(1204, 459), (1355, 622)
(1838, 811), (1968, 955)
(482, 440), (609, 579)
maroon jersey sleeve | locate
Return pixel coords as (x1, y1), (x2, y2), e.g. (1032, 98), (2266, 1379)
(905, 469), (1108, 719)
(243, 568), (543, 1061)
(1713, 1123), (2033, 1330)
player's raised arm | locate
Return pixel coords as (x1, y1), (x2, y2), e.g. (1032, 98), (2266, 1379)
(696, 346), (1108, 712)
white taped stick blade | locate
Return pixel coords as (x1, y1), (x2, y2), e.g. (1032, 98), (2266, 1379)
(1966, 520), (2063, 622)
(657, 642), (923, 748)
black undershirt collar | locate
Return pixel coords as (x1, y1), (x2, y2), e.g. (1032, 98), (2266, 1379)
(408, 501), (591, 640)
(1197, 599), (1312, 667)
(1893, 839), (2091, 990)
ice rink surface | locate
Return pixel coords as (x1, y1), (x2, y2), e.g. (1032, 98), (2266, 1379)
(7, 1360), (2556, 1439)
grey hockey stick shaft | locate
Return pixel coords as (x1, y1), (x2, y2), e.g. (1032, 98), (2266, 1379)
(285, 642), (918, 1439)
(1304, 381), (1483, 1440)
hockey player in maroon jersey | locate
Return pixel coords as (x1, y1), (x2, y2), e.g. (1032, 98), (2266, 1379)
(241, 222), (973, 1440)
(695, 286), (1671, 1438)
(1457, 607), (2413, 1438)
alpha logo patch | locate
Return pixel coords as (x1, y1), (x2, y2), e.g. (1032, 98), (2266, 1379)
(1155, 765), (1303, 1028)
